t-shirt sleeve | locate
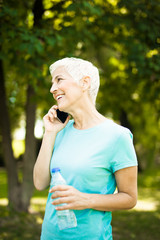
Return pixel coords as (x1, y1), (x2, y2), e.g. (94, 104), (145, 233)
(110, 129), (138, 173)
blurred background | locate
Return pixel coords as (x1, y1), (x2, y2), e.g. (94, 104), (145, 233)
(0, 0), (160, 239)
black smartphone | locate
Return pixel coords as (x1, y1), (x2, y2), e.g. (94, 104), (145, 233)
(56, 109), (69, 123)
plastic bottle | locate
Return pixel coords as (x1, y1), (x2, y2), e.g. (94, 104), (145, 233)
(50, 167), (77, 230)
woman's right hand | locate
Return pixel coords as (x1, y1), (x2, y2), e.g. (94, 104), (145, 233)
(43, 105), (70, 134)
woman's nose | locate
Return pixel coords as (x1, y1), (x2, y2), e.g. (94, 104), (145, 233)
(50, 83), (58, 93)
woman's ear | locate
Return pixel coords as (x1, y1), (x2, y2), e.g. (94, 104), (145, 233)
(80, 76), (91, 92)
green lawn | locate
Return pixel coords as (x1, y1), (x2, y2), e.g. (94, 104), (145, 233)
(0, 168), (160, 240)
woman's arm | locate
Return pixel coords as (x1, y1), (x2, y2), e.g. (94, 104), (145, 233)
(33, 105), (70, 191)
(33, 132), (57, 191)
(88, 166), (137, 211)
(50, 166), (138, 211)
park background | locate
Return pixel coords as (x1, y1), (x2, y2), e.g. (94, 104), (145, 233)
(0, 0), (160, 239)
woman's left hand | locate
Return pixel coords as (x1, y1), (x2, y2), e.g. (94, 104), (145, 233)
(50, 185), (90, 210)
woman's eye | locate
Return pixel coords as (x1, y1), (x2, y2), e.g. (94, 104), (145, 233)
(57, 78), (63, 82)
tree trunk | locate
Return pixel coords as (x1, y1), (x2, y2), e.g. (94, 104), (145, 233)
(0, 60), (22, 210)
(0, 0), (44, 212)
(20, 0), (44, 211)
(21, 85), (37, 211)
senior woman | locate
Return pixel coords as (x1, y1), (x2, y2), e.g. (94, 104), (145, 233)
(33, 57), (138, 240)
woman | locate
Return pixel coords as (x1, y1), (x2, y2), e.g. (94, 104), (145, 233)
(33, 57), (138, 240)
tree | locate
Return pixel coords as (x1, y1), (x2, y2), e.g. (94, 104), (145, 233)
(95, 0), (160, 169)
(0, 0), (104, 211)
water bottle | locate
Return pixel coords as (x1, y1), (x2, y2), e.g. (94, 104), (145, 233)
(50, 167), (77, 230)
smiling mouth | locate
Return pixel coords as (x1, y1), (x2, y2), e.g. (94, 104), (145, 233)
(56, 95), (63, 100)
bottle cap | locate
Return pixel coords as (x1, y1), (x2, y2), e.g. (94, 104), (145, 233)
(51, 167), (61, 173)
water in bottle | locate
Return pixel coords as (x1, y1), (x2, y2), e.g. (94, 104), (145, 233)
(50, 167), (77, 230)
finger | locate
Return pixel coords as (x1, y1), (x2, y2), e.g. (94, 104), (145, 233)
(52, 196), (71, 205)
(51, 105), (58, 110)
(49, 109), (56, 115)
(49, 108), (57, 116)
(55, 203), (73, 211)
(47, 110), (58, 123)
(48, 114), (54, 123)
(49, 108), (58, 117)
(43, 105), (57, 120)
(51, 191), (68, 199)
(48, 111), (54, 119)
(48, 112), (57, 121)
(48, 106), (58, 119)
(50, 185), (71, 193)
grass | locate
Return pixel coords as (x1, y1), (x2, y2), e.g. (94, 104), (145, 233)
(0, 168), (160, 240)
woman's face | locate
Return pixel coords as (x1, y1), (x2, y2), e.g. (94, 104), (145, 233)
(50, 66), (83, 112)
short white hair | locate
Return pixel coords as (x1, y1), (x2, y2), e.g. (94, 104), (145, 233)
(49, 57), (100, 104)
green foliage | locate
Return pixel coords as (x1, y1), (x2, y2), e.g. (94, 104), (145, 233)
(0, 0), (160, 169)
(93, 0), (160, 169)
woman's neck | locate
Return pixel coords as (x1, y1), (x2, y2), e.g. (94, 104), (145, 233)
(69, 100), (106, 130)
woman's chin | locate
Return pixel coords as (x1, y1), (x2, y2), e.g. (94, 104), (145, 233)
(58, 105), (67, 112)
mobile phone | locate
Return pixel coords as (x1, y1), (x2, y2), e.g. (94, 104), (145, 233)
(56, 109), (69, 123)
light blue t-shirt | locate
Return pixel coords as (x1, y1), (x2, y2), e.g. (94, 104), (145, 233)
(41, 119), (137, 240)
